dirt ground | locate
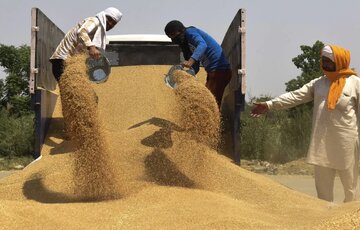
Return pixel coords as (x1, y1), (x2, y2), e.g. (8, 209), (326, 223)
(241, 158), (314, 175)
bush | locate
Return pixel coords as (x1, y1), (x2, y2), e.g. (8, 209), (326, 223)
(0, 109), (34, 157)
(240, 102), (311, 163)
(7, 95), (32, 117)
(277, 106), (312, 162)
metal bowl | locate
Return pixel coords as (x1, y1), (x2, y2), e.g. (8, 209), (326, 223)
(86, 55), (111, 84)
(164, 65), (196, 89)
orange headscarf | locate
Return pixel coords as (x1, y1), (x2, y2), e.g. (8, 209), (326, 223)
(320, 45), (357, 110)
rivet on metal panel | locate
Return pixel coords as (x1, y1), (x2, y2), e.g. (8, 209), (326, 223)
(31, 68), (38, 74)
(238, 69), (246, 75)
(238, 26), (246, 34)
(32, 26), (39, 32)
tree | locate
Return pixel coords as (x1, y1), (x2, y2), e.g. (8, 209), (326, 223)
(285, 40), (324, 92)
(0, 79), (4, 100)
(0, 44), (31, 116)
(283, 41), (325, 117)
(0, 44), (34, 158)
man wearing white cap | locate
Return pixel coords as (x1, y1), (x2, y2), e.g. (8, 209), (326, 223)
(251, 44), (360, 203)
(50, 7), (122, 81)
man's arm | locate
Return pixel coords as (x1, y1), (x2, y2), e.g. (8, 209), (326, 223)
(251, 77), (318, 117)
(78, 18), (101, 59)
(186, 28), (207, 63)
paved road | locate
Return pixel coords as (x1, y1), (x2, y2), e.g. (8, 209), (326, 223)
(266, 175), (344, 203)
(0, 170), (16, 180)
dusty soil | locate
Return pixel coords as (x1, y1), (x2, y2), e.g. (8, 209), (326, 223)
(241, 158), (314, 175)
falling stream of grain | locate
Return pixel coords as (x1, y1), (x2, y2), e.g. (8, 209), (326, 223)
(59, 54), (119, 201)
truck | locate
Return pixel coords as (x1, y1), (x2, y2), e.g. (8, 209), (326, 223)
(30, 8), (246, 164)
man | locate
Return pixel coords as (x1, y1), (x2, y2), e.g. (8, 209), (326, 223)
(251, 45), (360, 203)
(164, 20), (232, 109)
(50, 7), (122, 81)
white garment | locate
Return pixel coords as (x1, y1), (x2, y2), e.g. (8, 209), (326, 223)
(93, 7), (122, 51)
(50, 17), (99, 60)
(314, 161), (359, 202)
(266, 75), (360, 170)
(50, 7), (122, 60)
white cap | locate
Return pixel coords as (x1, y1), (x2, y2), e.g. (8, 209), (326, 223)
(321, 45), (334, 62)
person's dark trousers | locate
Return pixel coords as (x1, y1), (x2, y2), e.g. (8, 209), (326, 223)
(206, 69), (232, 109)
(50, 59), (65, 82)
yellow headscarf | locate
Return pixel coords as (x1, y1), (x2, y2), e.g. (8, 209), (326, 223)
(320, 45), (357, 110)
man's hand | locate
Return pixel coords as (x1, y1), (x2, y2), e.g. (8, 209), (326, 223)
(88, 46), (101, 59)
(181, 58), (195, 68)
(250, 102), (269, 118)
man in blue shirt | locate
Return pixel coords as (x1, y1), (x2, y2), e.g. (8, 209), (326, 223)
(164, 20), (232, 109)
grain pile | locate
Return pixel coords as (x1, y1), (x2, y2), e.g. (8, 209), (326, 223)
(0, 57), (359, 229)
(316, 207), (360, 229)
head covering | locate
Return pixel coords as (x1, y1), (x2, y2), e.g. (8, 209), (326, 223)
(104, 7), (122, 23)
(92, 7), (122, 50)
(321, 45), (334, 62)
(96, 7), (122, 32)
(320, 45), (357, 110)
(164, 20), (185, 36)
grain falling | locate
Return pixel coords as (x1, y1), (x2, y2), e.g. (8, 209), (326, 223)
(59, 54), (119, 201)
(173, 69), (220, 149)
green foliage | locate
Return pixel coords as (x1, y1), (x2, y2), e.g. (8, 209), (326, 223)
(0, 109), (34, 157)
(278, 110), (312, 160)
(0, 44), (31, 115)
(8, 95), (32, 117)
(285, 40), (324, 92)
(0, 44), (30, 77)
(0, 44), (34, 158)
(241, 97), (309, 163)
(0, 79), (4, 101)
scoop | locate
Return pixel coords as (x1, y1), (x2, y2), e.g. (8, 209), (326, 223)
(164, 64), (196, 89)
(86, 54), (111, 84)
